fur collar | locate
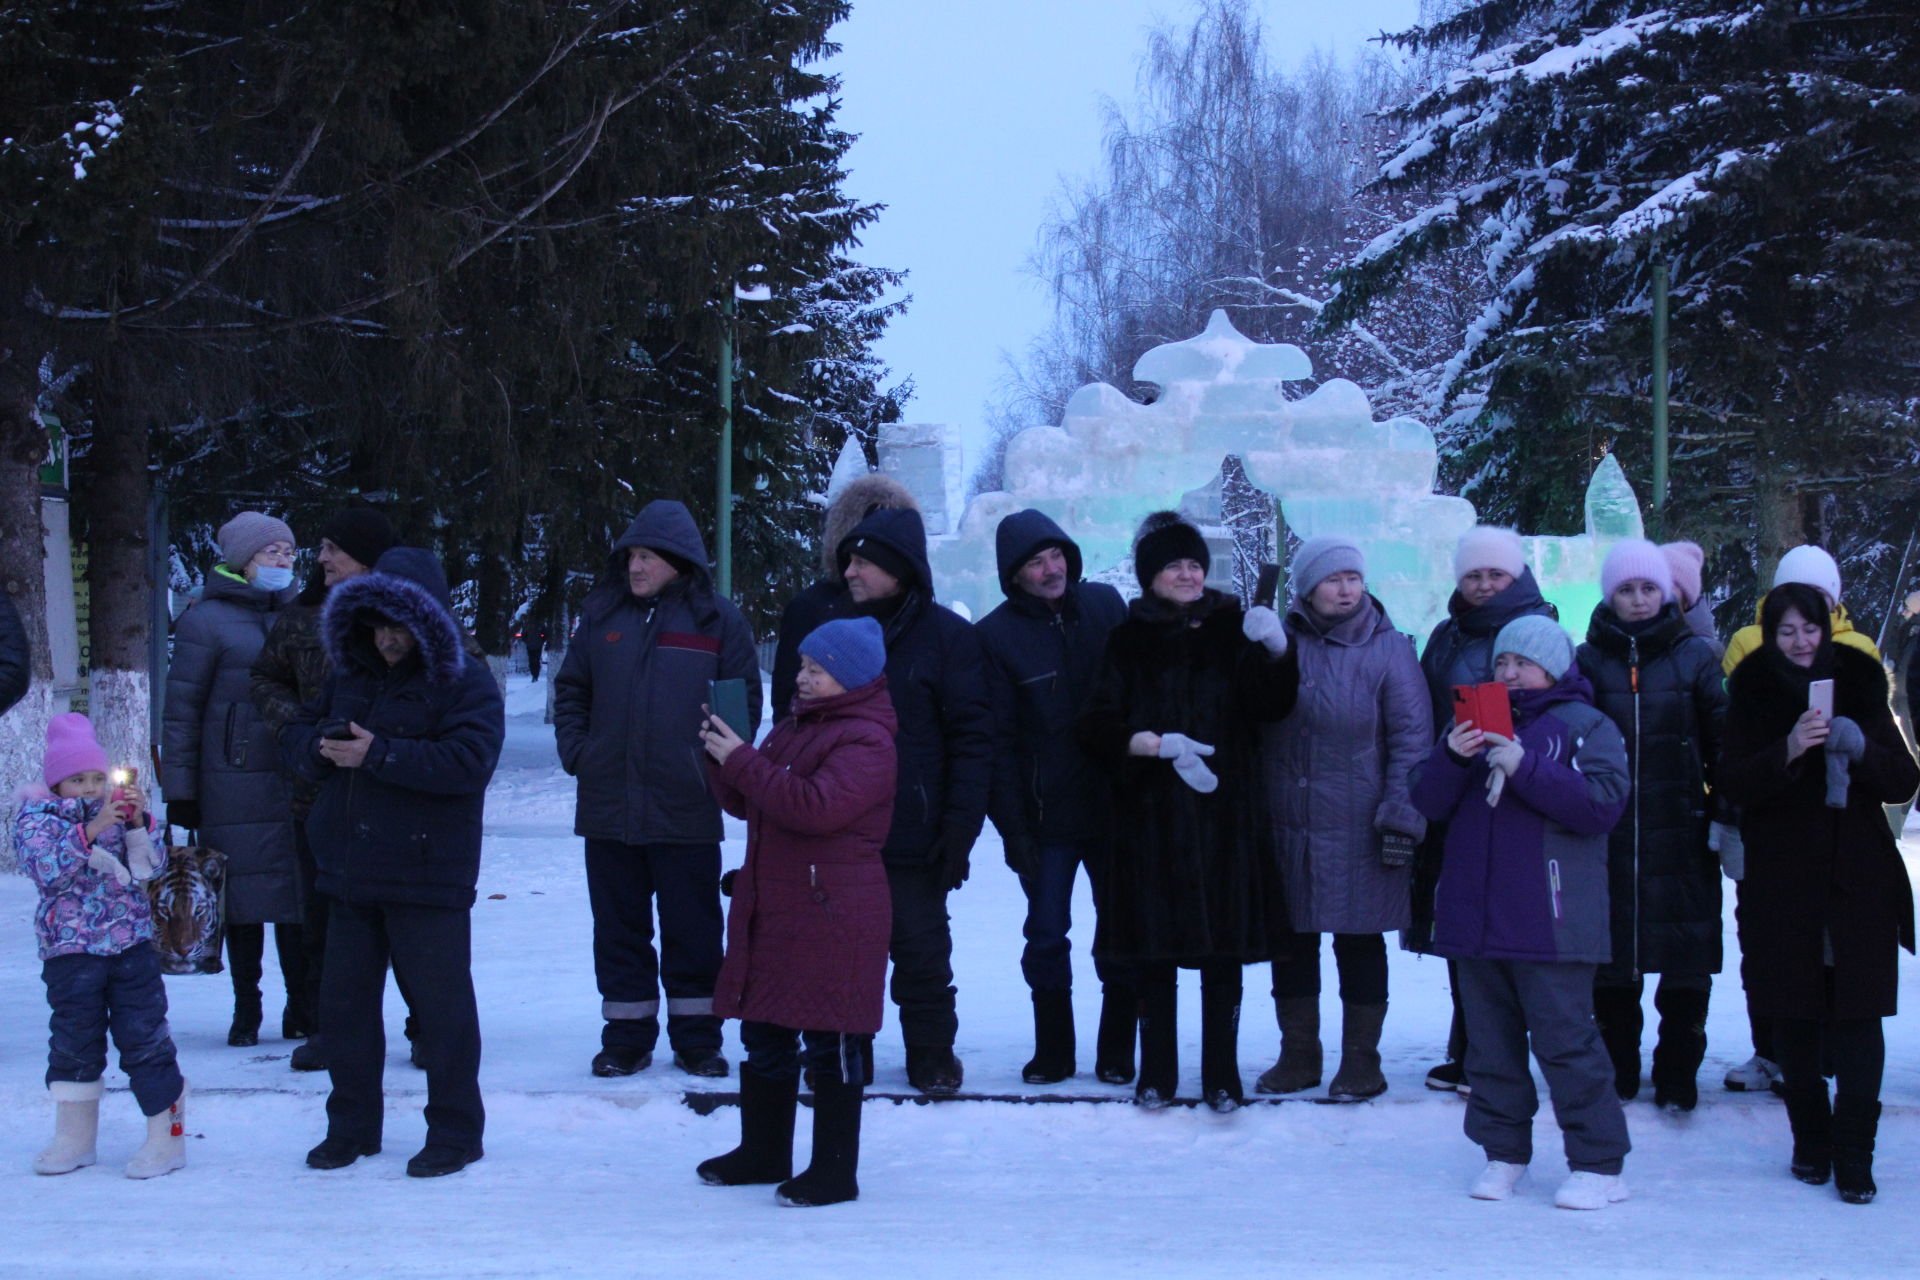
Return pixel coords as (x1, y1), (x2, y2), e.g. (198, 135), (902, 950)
(321, 570), (469, 685)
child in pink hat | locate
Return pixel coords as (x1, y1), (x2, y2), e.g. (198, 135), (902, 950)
(13, 713), (187, 1178)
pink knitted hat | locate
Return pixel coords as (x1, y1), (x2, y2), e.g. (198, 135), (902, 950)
(1601, 538), (1675, 603)
(1661, 541), (1706, 609)
(43, 713), (109, 790)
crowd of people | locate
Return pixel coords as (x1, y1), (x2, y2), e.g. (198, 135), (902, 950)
(4, 487), (1914, 1214)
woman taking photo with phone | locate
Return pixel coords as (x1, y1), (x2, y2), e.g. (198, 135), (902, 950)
(1720, 581), (1918, 1205)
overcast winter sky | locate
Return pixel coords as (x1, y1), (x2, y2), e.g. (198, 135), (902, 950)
(826, 0), (1422, 456)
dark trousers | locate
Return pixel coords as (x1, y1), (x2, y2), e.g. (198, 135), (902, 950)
(1456, 957), (1630, 1174)
(1018, 840), (1125, 993)
(1270, 932), (1389, 1003)
(295, 826), (419, 1044)
(43, 944), (184, 1116)
(322, 899), (483, 1152)
(887, 860), (958, 1047)
(1775, 1016), (1886, 1102)
(227, 920), (307, 1017)
(1734, 881), (1775, 1060)
(740, 1020), (873, 1087)
(584, 839), (724, 1055)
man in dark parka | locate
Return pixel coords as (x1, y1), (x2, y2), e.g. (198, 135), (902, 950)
(553, 500), (761, 1079)
(769, 504), (992, 1094)
(977, 509), (1131, 1085)
(286, 547), (504, 1178)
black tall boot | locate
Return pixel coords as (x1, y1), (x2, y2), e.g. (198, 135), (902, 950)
(1326, 1002), (1388, 1102)
(1650, 984), (1709, 1111)
(698, 1064), (798, 1186)
(777, 1079), (863, 1207)
(1781, 1085), (1832, 1185)
(1094, 983), (1137, 1084)
(1832, 1095), (1881, 1205)
(227, 923), (265, 1047)
(1590, 984), (1644, 1100)
(1199, 969), (1244, 1113)
(1022, 990), (1076, 1084)
(1135, 976), (1178, 1108)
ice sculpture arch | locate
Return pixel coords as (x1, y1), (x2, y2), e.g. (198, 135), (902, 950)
(927, 310), (1642, 641)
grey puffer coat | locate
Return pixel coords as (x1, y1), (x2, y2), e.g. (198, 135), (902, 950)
(1264, 596), (1432, 935)
(162, 567), (299, 923)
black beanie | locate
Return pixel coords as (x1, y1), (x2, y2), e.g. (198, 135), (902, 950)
(839, 532), (918, 589)
(1133, 512), (1210, 589)
(322, 507), (399, 570)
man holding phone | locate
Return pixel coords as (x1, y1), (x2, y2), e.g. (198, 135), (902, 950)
(553, 500), (762, 1079)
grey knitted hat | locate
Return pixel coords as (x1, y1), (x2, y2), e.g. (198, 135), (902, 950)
(1290, 535), (1366, 602)
(217, 511), (296, 571)
(1493, 615), (1575, 681)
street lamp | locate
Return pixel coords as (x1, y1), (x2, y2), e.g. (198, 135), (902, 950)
(717, 279), (772, 597)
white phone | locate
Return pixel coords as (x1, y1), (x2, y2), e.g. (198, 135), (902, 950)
(1809, 678), (1835, 720)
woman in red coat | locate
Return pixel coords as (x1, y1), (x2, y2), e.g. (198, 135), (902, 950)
(696, 616), (896, 1208)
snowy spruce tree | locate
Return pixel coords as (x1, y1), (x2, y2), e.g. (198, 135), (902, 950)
(1326, 0), (1920, 625)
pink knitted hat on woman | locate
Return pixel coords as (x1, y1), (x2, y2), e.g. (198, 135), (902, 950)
(1601, 538), (1675, 603)
(43, 713), (109, 790)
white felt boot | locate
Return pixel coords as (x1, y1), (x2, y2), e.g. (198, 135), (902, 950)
(125, 1081), (188, 1180)
(34, 1080), (103, 1175)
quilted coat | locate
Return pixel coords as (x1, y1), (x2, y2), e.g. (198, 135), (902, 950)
(1263, 595), (1431, 934)
(161, 566), (299, 923)
(709, 677), (898, 1033)
(1575, 602), (1728, 981)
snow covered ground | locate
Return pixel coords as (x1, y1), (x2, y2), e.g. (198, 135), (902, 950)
(0, 677), (1915, 1278)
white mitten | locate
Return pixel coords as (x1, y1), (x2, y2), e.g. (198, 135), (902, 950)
(1484, 733), (1525, 777)
(87, 845), (132, 888)
(1241, 606), (1289, 658)
(1158, 732), (1220, 794)
(1711, 822), (1745, 881)
(124, 826), (164, 882)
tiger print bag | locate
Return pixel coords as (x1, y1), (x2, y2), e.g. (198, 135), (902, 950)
(145, 837), (227, 975)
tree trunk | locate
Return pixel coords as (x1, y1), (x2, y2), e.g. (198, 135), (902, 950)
(83, 364), (155, 782)
(0, 344), (56, 835)
(1751, 457), (1801, 594)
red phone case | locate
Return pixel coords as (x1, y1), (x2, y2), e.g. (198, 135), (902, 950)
(1452, 683), (1514, 739)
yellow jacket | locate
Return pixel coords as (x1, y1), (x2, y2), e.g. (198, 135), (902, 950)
(1722, 601), (1881, 677)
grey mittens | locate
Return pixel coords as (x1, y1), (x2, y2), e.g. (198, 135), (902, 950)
(1709, 821), (1745, 881)
(1158, 732), (1219, 794)
(1380, 832), (1416, 868)
(1241, 606), (1289, 658)
(1824, 715), (1867, 809)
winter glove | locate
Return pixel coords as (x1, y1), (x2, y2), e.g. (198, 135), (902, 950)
(86, 845), (132, 888)
(1002, 835), (1041, 879)
(935, 828), (974, 892)
(167, 799), (201, 833)
(719, 869), (738, 898)
(123, 826), (164, 882)
(1483, 733), (1524, 778)
(1241, 606), (1289, 658)
(1709, 821), (1745, 881)
(1157, 732), (1219, 794)
(1824, 715), (1867, 809)
(1380, 832), (1416, 868)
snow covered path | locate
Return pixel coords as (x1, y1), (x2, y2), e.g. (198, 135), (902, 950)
(0, 679), (1914, 1278)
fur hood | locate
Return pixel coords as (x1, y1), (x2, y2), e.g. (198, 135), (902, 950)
(820, 473), (918, 577)
(321, 547), (468, 685)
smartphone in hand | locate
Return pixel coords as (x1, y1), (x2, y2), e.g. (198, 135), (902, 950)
(707, 678), (751, 739)
(1452, 682), (1514, 739)
(1808, 678), (1835, 720)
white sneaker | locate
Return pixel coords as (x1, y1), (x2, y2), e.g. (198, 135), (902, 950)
(1469, 1161), (1528, 1201)
(126, 1082), (188, 1180)
(1555, 1171), (1628, 1210)
(1723, 1054), (1782, 1093)
(34, 1080), (103, 1176)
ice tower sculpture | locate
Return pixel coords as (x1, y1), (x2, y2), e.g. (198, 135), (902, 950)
(917, 310), (1643, 642)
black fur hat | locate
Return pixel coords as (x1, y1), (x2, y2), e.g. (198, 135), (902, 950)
(1133, 511), (1210, 589)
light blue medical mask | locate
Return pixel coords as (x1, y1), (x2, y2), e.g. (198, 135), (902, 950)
(253, 565), (295, 592)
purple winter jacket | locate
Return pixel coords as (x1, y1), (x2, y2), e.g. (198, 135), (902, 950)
(1409, 670), (1630, 964)
(709, 677), (898, 1033)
